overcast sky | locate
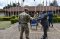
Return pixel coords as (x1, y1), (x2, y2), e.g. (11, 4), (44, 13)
(0, 0), (60, 9)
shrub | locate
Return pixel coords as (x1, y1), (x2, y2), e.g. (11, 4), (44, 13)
(11, 15), (18, 18)
(57, 17), (60, 23)
(53, 17), (58, 23)
(10, 18), (18, 24)
(53, 17), (60, 23)
(53, 14), (57, 17)
(11, 15), (16, 19)
(0, 17), (11, 21)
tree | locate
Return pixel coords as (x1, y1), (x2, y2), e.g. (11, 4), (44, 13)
(50, 3), (54, 6)
(12, 3), (17, 7)
(37, 4), (43, 6)
(17, 2), (20, 6)
(50, 0), (58, 6)
(3, 2), (21, 9)
(3, 4), (12, 9)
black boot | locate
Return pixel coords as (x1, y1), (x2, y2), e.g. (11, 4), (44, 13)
(41, 35), (47, 39)
(52, 24), (53, 27)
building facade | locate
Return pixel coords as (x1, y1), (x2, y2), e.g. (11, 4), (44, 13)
(0, 6), (60, 17)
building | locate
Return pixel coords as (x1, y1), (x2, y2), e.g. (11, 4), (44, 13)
(0, 9), (5, 16)
(0, 6), (60, 17)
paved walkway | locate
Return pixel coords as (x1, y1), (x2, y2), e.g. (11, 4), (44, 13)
(0, 23), (60, 39)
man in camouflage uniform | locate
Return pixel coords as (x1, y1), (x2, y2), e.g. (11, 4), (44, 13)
(18, 8), (31, 39)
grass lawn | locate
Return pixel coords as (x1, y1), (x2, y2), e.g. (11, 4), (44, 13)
(0, 21), (11, 30)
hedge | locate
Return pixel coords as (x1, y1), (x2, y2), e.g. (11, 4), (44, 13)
(10, 18), (18, 24)
(53, 17), (60, 23)
(0, 17), (11, 21)
(0, 15), (60, 24)
(11, 15), (18, 19)
(0, 16), (18, 24)
(0, 15), (18, 21)
(53, 14), (57, 17)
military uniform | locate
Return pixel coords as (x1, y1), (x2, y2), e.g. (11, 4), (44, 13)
(19, 12), (31, 39)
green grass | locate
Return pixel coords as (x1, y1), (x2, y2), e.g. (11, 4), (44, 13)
(0, 21), (11, 30)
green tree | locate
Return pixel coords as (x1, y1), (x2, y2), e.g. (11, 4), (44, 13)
(3, 2), (20, 9)
(50, 3), (54, 6)
(50, 0), (58, 6)
(3, 4), (12, 9)
(12, 3), (17, 7)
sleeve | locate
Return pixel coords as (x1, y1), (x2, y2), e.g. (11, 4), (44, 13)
(28, 14), (33, 20)
(27, 14), (34, 23)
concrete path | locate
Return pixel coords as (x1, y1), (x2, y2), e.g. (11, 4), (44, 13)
(0, 23), (60, 39)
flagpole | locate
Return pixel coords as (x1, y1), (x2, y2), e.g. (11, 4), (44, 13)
(46, 0), (47, 13)
(39, 0), (41, 15)
(21, 0), (24, 12)
(34, 1), (36, 13)
(49, 0), (50, 11)
(10, 1), (11, 17)
(39, 1), (40, 12)
(43, 0), (44, 12)
(34, 4), (36, 14)
(46, 0), (47, 6)
(4, 0), (6, 16)
(18, 0), (19, 16)
(6, 2), (7, 17)
(34, 0), (36, 17)
(55, 0), (56, 15)
(12, 1), (14, 16)
(15, 0), (17, 16)
(7, 1), (9, 17)
(57, 0), (59, 15)
(58, 5), (59, 15)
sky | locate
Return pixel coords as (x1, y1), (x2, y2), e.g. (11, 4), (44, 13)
(0, 0), (60, 9)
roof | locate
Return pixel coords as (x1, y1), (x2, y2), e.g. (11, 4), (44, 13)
(3, 6), (60, 12)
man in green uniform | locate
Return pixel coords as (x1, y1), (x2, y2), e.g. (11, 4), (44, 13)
(18, 8), (31, 39)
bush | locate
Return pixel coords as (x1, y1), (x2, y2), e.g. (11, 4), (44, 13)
(0, 17), (11, 21)
(11, 15), (18, 19)
(10, 15), (19, 24)
(53, 17), (58, 23)
(10, 18), (18, 24)
(53, 14), (57, 17)
(57, 17), (60, 23)
(11, 15), (16, 19)
(53, 17), (60, 23)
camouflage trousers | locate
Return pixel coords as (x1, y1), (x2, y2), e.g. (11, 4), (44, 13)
(19, 23), (29, 39)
